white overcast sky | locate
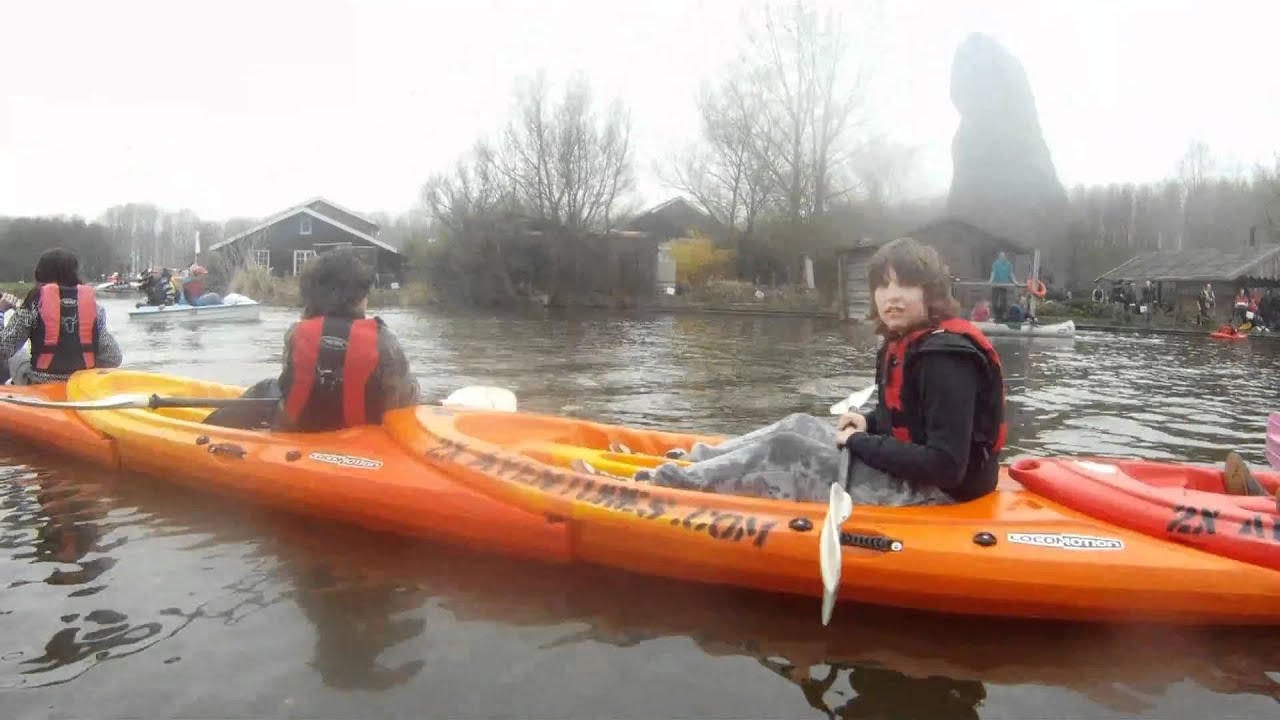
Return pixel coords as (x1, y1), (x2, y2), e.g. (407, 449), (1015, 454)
(1, 0), (1276, 221)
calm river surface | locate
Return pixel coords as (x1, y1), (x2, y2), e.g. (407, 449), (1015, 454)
(3, 298), (1280, 718)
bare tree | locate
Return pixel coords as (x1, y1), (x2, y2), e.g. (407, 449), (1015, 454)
(418, 75), (634, 304)
(496, 73), (634, 235)
(749, 1), (872, 224)
(661, 69), (775, 233)
(1177, 139), (1214, 194)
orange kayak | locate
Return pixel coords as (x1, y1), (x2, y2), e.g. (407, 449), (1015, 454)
(3, 369), (1280, 624)
(385, 406), (1280, 625)
(54, 369), (571, 562)
(0, 382), (117, 466)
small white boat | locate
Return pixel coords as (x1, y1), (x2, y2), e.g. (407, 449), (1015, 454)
(974, 319), (1076, 338)
(128, 295), (261, 324)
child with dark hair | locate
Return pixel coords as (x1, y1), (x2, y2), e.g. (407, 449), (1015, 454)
(649, 237), (1006, 506)
(204, 248), (419, 430)
(0, 247), (123, 385)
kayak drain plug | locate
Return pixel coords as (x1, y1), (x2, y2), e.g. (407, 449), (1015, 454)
(789, 517), (813, 532)
(286, 450), (302, 462)
(973, 532), (997, 547)
(195, 436), (209, 445)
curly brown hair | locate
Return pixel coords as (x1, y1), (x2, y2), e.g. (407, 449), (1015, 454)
(866, 237), (959, 335)
(300, 248), (375, 318)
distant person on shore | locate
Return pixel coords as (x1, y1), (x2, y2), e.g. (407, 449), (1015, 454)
(1091, 284), (1104, 303)
(988, 251), (1016, 319)
(203, 248), (419, 430)
(1234, 288), (1249, 325)
(1198, 284), (1216, 325)
(970, 300), (991, 322)
(0, 248), (123, 385)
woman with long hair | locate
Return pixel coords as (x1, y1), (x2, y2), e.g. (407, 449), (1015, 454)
(0, 248), (123, 385)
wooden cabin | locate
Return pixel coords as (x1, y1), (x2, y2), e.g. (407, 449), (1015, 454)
(1096, 245), (1280, 321)
(837, 219), (1033, 321)
(207, 197), (405, 286)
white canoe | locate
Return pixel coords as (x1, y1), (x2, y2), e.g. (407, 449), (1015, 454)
(974, 319), (1076, 338)
(128, 300), (261, 324)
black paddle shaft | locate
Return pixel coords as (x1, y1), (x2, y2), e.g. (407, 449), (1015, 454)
(147, 395), (280, 409)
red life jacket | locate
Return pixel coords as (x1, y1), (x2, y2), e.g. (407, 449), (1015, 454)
(280, 316), (382, 431)
(30, 284), (99, 373)
(879, 317), (1007, 458)
(184, 277), (205, 302)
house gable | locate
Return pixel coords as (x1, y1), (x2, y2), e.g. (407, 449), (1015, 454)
(304, 197), (380, 236)
(208, 206), (401, 255)
(625, 197), (721, 240)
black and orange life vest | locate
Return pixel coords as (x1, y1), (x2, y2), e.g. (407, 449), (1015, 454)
(878, 317), (1007, 461)
(279, 316), (383, 431)
(29, 284), (99, 373)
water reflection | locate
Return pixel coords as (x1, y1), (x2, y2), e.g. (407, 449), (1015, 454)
(757, 660), (986, 720)
(0, 459), (191, 688)
(3, 448), (1280, 711)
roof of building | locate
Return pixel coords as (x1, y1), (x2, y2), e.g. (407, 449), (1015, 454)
(301, 196), (380, 231)
(207, 201), (402, 255)
(1096, 245), (1280, 282)
(907, 218), (1031, 254)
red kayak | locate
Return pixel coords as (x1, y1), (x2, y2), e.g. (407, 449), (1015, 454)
(1210, 325), (1247, 341)
(1010, 457), (1280, 573)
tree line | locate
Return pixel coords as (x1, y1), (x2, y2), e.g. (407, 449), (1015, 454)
(3, 1), (1277, 305)
(1058, 143), (1280, 285)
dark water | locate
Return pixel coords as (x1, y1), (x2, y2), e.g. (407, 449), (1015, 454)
(3, 298), (1279, 719)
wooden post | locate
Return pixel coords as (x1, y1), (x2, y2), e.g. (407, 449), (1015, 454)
(836, 251), (847, 320)
(1029, 249), (1041, 319)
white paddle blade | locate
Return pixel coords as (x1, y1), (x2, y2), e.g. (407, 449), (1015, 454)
(819, 481), (854, 625)
(443, 386), (517, 412)
(830, 385), (876, 416)
(0, 392), (151, 411)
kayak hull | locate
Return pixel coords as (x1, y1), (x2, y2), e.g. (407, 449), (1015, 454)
(62, 370), (571, 562)
(0, 382), (118, 466)
(385, 407), (1280, 625)
(128, 302), (261, 323)
(974, 319), (1076, 338)
(1010, 457), (1280, 573)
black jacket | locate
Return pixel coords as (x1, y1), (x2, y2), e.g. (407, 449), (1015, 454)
(847, 334), (1001, 502)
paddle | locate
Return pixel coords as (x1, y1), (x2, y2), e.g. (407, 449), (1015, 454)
(820, 461), (854, 625)
(1267, 412), (1280, 472)
(819, 383), (876, 625)
(1, 385), (520, 413)
(829, 384), (876, 416)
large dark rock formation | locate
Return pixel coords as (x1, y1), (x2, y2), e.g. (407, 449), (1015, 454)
(946, 33), (1069, 254)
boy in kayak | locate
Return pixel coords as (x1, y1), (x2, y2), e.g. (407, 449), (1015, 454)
(649, 237), (1006, 505)
(203, 248), (419, 430)
(0, 248), (123, 385)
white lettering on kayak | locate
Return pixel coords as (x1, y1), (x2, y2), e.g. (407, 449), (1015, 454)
(308, 452), (383, 470)
(1006, 532), (1124, 551)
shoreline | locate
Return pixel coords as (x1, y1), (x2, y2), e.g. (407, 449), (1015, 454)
(96, 292), (1280, 341)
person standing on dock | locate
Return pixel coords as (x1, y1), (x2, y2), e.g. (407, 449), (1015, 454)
(988, 251), (1017, 320)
